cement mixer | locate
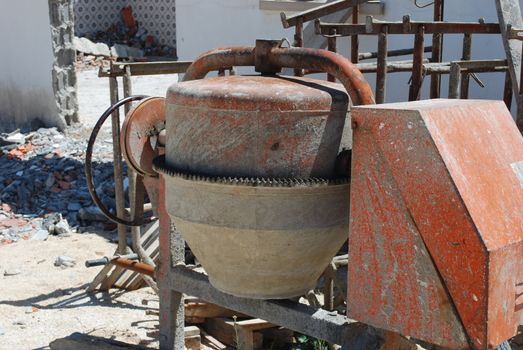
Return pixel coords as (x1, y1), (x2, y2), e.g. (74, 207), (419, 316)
(85, 40), (523, 350)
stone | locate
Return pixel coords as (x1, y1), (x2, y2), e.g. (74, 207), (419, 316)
(4, 132), (26, 144)
(111, 43), (144, 58)
(54, 219), (71, 236)
(43, 213), (62, 230)
(54, 256), (76, 268)
(67, 202), (82, 211)
(31, 229), (49, 241)
(45, 173), (55, 189)
(73, 37), (110, 57)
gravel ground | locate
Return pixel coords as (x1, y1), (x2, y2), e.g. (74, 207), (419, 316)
(0, 233), (159, 350)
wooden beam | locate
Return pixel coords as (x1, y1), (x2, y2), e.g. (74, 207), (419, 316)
(281, 0), (370, 28)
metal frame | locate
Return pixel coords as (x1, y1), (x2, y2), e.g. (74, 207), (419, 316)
(314, 14), (512, 104)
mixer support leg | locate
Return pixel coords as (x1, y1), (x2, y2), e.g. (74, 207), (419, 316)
(158, 177), (185, 350)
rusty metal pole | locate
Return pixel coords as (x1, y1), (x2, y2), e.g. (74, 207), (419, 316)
(351, 5), (359, 63)
(123, 66), (133, 114)
(294, 17), (304, 77)
(108, 74), (128, 255)
(430, 0), (444, 98)
(460, 33), (472, 99)
(327, 29), (337, 82)
(376, 26), (388, 104)
(448, 62), (462, 98)
(504, 71), (513, 109)
(409, 26), (425, 101)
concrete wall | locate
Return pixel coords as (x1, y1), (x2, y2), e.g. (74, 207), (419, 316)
(0, 0), (64, 132)
(175, 0), (522, 106)
(50, 0), (79, 124)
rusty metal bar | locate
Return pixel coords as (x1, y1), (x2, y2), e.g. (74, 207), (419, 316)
(409, 26), (425, 101)
(351, 4), (359, 63)
(98, 61), (192, 78)
(280, 0), (369, 28)
(504, 71), (513, 109)
(123, 66), (132, 115)
(327, 29), (338, 82)
(376, 26), (388, 104)
(448, 62), (462, 98)
(315, 19), (500, 36)
(294, 17), (304, 77)
(430, 0), (444, 98)
(358, 46), (432, 61)
(108, 74), (128, 255)
(112, 258), (154, 277)
(183, 44), (375, 105)
(460, 33), (472, 99)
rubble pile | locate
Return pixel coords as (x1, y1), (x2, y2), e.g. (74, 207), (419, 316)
(0, 127), (124, 244)
(75, 6), (176, 61)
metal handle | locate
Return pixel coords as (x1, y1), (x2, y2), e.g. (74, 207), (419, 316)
(183, 40), (375, 106)
(85, 253), (139, 267)
(85, 95), (154, 226)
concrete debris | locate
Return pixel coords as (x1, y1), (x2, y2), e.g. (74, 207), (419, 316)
(75, 5), (175, 60)
(54, 220), (72, 237)
(0, 129), (34, 145)
(73, 37), (111, 57)
(110, 43), (144, 59)
(30, 229), (49, 241)
(54, 256), (76, 268)
(0, 126), (123, 245)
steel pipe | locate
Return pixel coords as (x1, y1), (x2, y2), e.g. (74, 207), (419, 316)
(183, 43), (375, 106)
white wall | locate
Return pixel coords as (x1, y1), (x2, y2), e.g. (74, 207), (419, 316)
(176, 0), (522, 107)
(0, 0), (62, 132)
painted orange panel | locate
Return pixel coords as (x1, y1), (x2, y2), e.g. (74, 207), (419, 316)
(350, 99), (523, 349)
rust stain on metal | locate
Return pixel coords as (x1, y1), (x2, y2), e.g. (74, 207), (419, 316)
(121, 97), (166, 176)
(182, 43), (375, 106)
(166, 75), (350, 179)
(112, 258), (155, 277)
(350, 99), (523, 349)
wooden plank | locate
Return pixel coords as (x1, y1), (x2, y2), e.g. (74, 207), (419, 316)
(280, 0), (369, 28)
(496, 0), (523, 131)
(204, 318), (263, 350)
(185, 301), (246, 319)
(235, 318), (275, 331)
(201, 331), (228, 350)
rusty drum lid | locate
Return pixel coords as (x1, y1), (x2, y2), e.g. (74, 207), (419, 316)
(167, 75), (349, 112)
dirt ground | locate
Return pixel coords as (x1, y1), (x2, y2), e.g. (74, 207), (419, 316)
(0, 68), (190, 350)
(0, 232), (160, 350)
